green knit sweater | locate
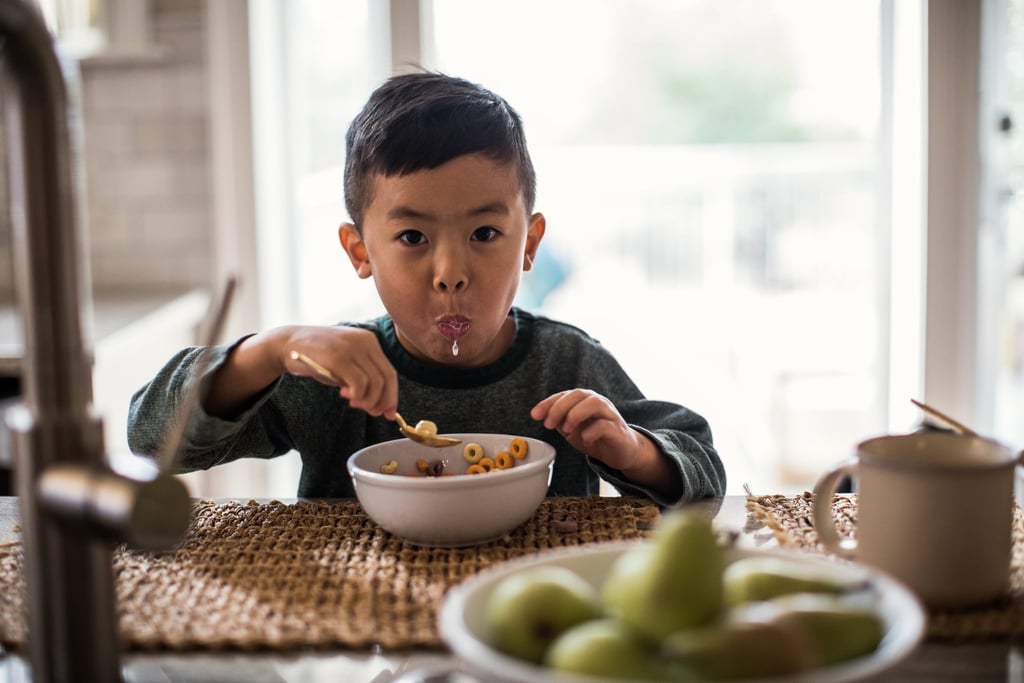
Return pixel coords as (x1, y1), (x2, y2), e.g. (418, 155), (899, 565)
(127, 308), (725, 507)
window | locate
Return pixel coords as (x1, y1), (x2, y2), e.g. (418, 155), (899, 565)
(994, 0), (1024, 447)
(250, 0), (390, 329)
(428, 0), (886, 491)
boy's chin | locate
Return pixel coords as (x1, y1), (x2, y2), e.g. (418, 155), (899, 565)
(422, 340), (490, 368)
(398, 338), (467, 366)
(427, 347), (475, 367)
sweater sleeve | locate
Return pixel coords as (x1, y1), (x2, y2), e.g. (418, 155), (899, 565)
(587, 399), (725, 507)
(126, 335), (291, 473)
(558, 330), (725, 507)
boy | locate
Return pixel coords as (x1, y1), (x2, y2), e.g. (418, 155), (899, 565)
(128, 72), (725, 506)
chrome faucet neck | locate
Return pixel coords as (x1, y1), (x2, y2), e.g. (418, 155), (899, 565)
(0, 3), (191, 681)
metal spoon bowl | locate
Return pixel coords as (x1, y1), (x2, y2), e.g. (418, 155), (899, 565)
(394, 413), (462, 448)
(289, 351), (460, 448)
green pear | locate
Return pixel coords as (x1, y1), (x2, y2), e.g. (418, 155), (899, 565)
(484, 565), (602, 664)
(723, 556), (860, 606)
(601, 509), (724, 641)
(747, 593), (886, 667)
(661, 618), (815, 680)
(544, 618), (677, 681)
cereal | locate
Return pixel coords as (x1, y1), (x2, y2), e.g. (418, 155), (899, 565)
(379, 437), (529, 478)
(463, 442), (485, 464)
(509, 437), (528, 459)
(553, 518), (579, 534)
(415, 420), (438, 436)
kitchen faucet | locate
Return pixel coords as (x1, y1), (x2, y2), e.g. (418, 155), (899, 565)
(0, 2), (193, 681)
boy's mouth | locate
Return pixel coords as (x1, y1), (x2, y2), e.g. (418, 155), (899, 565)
(436, 315), (471, 340)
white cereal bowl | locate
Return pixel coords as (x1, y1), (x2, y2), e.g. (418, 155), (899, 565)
(346, 433), (556, 547)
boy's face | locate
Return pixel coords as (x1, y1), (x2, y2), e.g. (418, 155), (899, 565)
(339, 153), (545, 367)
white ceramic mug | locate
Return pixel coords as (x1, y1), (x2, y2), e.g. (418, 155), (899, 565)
(812, 431), (1022, 608)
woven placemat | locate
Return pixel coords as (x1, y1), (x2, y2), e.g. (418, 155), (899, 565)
(746, 491), (1024, 641)
(0, 496), (658, 652)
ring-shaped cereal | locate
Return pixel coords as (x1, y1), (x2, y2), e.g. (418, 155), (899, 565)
(463, 442), (485, 464)
(415, 419), (438, 436)
(379, 459), (399, 474)
(494, 451), (514, 470)
(478, 456), (496, 472)
(466, 464), (487, 475)
(509, 437), (529, 459)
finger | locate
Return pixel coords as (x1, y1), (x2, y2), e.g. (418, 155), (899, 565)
(380, 378), (399, 418)
(573, 404), (628, 450)
(530, 391), (565, 420)
(288, 351), (342, 386)
(356, 364), (389, 414)
(354, 359), (401, 417)
(365, 351), (399, 416)
(343, 380), (385, 415)
(539, 392), (583, 431)
(337, 364), (371, 406)
(360, 374), (394, 417)
(553, 392), (610, 434)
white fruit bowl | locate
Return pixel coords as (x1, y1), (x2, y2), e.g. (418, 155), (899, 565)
(439, 544), (925, 683)
(347, 433), (555, 547)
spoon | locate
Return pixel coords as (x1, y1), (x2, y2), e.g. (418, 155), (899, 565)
(393, 413), (462, 448)
(289, 350), (461, 448)
(910, 398), (978, 437)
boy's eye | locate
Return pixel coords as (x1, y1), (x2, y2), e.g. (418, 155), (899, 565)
(471, 226), (500, 242)
(398, 230), (427, 246)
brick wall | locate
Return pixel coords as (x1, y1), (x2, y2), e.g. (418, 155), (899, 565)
(0, 0), (212, 300)
(82, 0), (212, 295)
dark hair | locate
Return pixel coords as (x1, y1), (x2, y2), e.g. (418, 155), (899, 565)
(343, 72), (537, 228)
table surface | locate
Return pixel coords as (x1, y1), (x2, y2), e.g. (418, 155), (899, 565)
(0, 495), (1021, 683)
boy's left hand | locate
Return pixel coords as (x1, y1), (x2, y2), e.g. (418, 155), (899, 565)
(530, 389), (646, 472)
(531, 389), (682, 498)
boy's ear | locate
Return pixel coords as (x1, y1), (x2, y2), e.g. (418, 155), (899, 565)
(522, 212), (546, 271)
(339, 223), (373, 278)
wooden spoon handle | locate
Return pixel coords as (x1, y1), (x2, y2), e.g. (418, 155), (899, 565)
(290, 351), (341, 385)
(910, 398), (977, 437)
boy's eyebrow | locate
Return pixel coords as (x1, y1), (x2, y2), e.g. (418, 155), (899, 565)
(466, 201), (511, 216)
(385, 201), (511, 222)
(386, 205), (431, 221)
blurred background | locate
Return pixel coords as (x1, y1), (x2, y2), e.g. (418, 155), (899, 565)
(1, 0), (1020, 499)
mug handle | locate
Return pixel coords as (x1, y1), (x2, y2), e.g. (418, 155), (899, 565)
(812, 457), (858, 559)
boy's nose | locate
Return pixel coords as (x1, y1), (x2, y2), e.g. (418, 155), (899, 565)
(435, 273), (466, 292)
(433, 245), (468, 292)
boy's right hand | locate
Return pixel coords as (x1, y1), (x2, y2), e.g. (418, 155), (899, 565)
(280, 326), (398, 418)
(205, 325), (398, 420)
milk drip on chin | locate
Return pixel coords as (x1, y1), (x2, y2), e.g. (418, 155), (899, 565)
(452, 339), (459, 357)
